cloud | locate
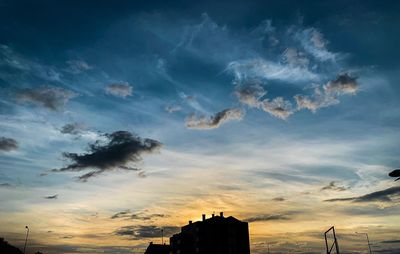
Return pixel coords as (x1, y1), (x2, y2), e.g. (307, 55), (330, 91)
(105, 83), (133, 98)
(272, 197), (285, 202)
(296, 28), (336, 61)
(325, 186), (400, 203)
(0, 137), (18, 152)
(227, 58), (318, 84)
(115, 225), (179, 239)
(283, 48), (309, 68)
(382, 240), (400, 244)
(261, 97), (294, 120)
(111, 210), (131, 219)
(16, 86), (76, 110)
(244, 214), (291, 223)
(0, 44), (62, 81)
(65, 59), (92, 74)
(321, 181), (347, 191)
(111, 210), (167, 220)
(185, 108), (244, 130)
(60, 123), (85, 135)
(44, 194), (58, 199)
(51, 131), (162, 181)
(324, 73), (359, 95)
(294, 75), (356, 113)
(294, 91), (338, 113)
(165, 105), (182, 113)
(235, 83), (266, 108)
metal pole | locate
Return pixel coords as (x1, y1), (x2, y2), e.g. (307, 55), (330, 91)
(356, 232), (372, 254)
(23, 226), (29, 254)
(366, 234), (372, 254)
(267, 243), (270, 254)
(161, 228), (164, 244)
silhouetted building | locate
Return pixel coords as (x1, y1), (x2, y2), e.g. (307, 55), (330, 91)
(144, 242), (170, 254)
(0, 237), (23, 254)
(170, 212), (250, 254)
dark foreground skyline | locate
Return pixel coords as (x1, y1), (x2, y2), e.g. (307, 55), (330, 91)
(1, 0), (400, 253)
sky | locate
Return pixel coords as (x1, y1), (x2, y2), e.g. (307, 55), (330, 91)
(0, 0), (400, 253)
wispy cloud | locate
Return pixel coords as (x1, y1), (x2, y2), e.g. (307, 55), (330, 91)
(165, 105), (182, 113)
(228, 58), (318, 84)
(16, 86), (77, 110)
(65, 59), (92, 74)
(244, 214), (291, 223)
(185, 108), (244, 130)
(105, 82), (133, 98)
(60, 122), (85, 135)
(295, 28), (337, 61)
(110, 210), (166, 221)
(325, 186), (400, 203)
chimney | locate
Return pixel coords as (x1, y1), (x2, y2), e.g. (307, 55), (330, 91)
(202, 214), (206, 221)
(212, 213), (215, 218)
(189, 220), (192, 224)
(220, 212), (224, 217)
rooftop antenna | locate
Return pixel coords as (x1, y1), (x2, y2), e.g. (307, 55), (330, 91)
(324, 226), (339, 254)
(23, 226), (29, 254)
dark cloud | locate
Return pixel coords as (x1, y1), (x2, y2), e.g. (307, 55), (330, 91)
(185, 108), (244, 130)
(105, 83), (132, 98)
(0, 183), (12, 187)
(60, 123), (85, 135)
(272, 197), (285, 202)
(382, 240), (400, 244)
(244, 214), (291, 223)
(321, 181), (347, 191)
(115, 225), (180, 239)
(51, 131), (162, 181)
(324, 73), (358, 94)
(111, 210), (166, 220)
(0, 137), (18, 152)
(16, 86), (76, 110)
(111, 210), (131, 219)
(44, 194), (58, 199)
(325, 186), (400, 203)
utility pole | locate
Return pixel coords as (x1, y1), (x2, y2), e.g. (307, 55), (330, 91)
(23, 226), (29, 254)
(161, 228), (164, 245)
(356, 232), (372, 254)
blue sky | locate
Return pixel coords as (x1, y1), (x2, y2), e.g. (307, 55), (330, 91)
(0, 1), (400, 253)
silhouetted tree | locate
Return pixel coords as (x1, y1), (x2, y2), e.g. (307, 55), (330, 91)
(0, 237), (23, 254)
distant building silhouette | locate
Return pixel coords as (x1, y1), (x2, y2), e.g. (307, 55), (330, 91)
(0, 237), (23, 254)
(170, 212), (250, 254)
(144, 242), (170, 254)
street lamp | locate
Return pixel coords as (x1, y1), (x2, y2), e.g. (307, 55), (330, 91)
(355, 232), (372, 254)
(23, 226), (29, 254)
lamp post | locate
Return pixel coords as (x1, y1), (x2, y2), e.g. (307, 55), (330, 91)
(23, 226), (29, 254)
(355, 232), (372, 254)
